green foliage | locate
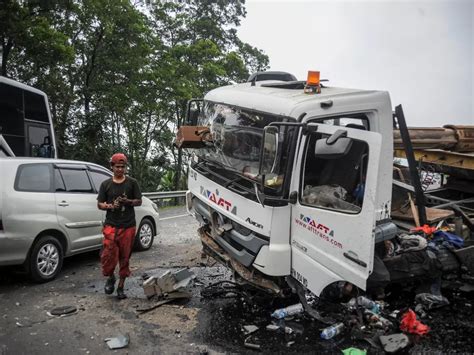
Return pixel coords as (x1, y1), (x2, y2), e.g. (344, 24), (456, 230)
(1, 0), (270, 191)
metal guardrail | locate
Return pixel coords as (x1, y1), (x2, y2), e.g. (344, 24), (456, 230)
(142, 190), (187, 201)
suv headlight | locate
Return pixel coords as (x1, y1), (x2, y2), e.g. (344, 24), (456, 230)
(151, 202), (159, 213)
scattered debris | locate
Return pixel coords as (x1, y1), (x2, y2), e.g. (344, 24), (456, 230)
(459, 284), (474, 293)
(243, 340), (261, 351)
(142, 268), (195, 299)
(136, 291), (191, 314)
(341, 347), (367, 355)
(242, 325), (259, 335)
(265, 324), (280, 331)
(347, 296), (381, 313)
(271, 303), (304, 319)
(379, 333), (409, 353)
(136, 299), (173, 314)
(399, 309), (430, 335)
(49, 306), (78, 316)
(15, 320), (32, 328)
(104, 334), (130, 350)
(415, 292), (450, 310)
(320, 322), (344, 340)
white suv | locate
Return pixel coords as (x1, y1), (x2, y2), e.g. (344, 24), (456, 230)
(0, 157), (160, 282)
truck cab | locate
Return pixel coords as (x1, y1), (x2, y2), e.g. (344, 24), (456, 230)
(181, 74), (396, 296)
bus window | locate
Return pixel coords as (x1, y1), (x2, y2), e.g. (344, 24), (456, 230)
(24, 91), (49, 123)
(0, 77), (56, 158)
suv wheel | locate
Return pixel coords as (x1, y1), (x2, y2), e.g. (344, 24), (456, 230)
(134, 218), (155, 251)
(29, 236), (64, 283)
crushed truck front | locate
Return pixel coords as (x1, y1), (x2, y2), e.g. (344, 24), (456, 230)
(184, 80), (395, 296)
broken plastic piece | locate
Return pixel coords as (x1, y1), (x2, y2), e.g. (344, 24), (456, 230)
(104, 334), (130, 350)
(242, 325), (258, 335)
(379, 333), (409, 353)
(415, 293), (449, 310)
(342, 348), (367, 355)
(399, 309), (430, 335)
(266, 324), (280, 331)
(244, 341), (261, 350)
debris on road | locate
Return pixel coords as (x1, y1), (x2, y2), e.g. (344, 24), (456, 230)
(242, 325), (259, 335)
(341, 347), (367, 355)
(265, 324), (280, 331)
(49, 306), (78, 316)
(243, 338), (261, 350)
(379, 333), (409, 353)
(320, 322), (344, 340)
(271, 303), (304, 319)
(399, 309), (430, 335)
(104, 334), (130, 350)
(142, 268), (195, 299)
(415, 293), (450, 310)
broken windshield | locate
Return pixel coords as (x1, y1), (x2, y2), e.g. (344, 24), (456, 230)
(196, 102), (291, 191)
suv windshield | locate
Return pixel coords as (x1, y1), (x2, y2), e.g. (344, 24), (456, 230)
(196, 101), (294, 193)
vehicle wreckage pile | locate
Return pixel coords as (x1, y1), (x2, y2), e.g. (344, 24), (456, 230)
(197, 223), (474, 354)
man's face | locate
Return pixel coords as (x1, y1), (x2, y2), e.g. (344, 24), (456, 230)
(112, 164), (126, 178)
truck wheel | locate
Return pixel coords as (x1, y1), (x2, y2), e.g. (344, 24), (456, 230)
(29, 236), (64, 283)
(134, 218), (155, 251)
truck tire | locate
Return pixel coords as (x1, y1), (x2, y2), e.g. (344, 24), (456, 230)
(29, 235), (64, 283)
(134, 218), (155, 251)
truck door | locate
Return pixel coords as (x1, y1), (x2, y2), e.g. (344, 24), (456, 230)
(290, 123), (382, 294)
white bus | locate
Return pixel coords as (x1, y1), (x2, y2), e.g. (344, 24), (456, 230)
(0, 76), (57, 158)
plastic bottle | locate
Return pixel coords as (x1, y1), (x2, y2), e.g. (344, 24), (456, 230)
(347, 296), (380, 314)
(320, 322), (344, 340)
(271, 303), (304, 319)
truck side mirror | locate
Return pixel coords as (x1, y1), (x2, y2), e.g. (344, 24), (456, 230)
(259, 126), (279, 175)
(314, 129), (353, 159)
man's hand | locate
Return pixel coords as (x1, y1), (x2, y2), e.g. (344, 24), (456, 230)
(98, 202), (115, 210)
(113, 198), (122, 209)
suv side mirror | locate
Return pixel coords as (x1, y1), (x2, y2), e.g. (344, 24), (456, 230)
(315, 129), (353, 159)
(259, 126), (279, 175)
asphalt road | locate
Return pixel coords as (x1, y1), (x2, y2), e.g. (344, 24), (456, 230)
(0, 206), (213, 355)
(1, 206), (473, 354)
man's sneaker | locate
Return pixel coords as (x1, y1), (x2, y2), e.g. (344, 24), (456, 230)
(116, 287), (127, 300)
(104, 275), (116, 295)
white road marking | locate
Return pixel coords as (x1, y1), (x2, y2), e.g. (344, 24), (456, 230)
(160, 213), (191, 221)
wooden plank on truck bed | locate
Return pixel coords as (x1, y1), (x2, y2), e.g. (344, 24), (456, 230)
(392, 206), (454, 223)
(394, 149), (474, 180)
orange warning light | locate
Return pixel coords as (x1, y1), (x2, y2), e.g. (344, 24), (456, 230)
(307, 71), (320, 86)
(304, 70), (321, 94)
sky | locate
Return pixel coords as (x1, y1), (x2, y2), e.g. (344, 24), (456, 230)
(237, 0), (473, 126)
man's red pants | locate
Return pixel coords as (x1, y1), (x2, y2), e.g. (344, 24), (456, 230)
(101, 225), (136, 278)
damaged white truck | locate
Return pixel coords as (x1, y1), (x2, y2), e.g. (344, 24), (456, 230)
(176, 71), (473, 309)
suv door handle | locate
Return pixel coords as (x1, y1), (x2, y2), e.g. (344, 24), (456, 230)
(58, 201), (69, 207)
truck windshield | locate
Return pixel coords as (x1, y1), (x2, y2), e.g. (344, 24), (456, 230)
(196, 101), (292, 192)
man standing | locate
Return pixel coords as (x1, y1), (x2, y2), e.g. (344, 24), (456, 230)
(97, 153), (142, 299)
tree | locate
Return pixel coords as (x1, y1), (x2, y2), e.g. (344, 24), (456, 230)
(2, 0), (270, 194)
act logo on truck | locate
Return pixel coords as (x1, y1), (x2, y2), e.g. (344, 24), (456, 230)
(295, 214), (343, 249)
(200, 186), (237, 214)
